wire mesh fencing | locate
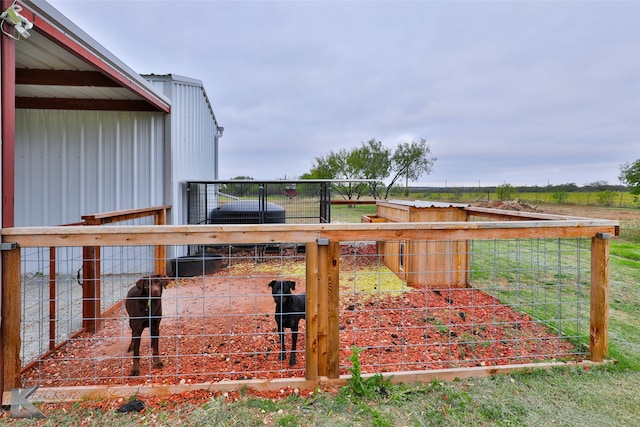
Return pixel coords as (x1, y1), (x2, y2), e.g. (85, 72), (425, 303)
(187, 180), (333, 225)
(186, 180), (379, 228)
(19, 212), (159, 365)
(16, 234), (594, 389)
(338, 239), (590, 375)
(20, 243), (308, 387)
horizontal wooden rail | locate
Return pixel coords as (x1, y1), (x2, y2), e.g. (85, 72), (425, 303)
(81, 205), (171, 225)
(1, 219), (619, 247)
(464, 206), (603, 222)
(3, 360), (611, 404)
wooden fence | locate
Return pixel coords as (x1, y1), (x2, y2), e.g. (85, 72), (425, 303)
(1, 209), (618, 401)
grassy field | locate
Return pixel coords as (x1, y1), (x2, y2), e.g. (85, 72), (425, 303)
(2, 203), (639, 426)
(407, 189), (638, 209)
(330, 188), (638, 222)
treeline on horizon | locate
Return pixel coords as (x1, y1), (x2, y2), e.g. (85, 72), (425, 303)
(410, 182), (627, 193)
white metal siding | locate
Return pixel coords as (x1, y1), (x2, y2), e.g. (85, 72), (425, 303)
(15, 109), (166, 226)
(145, 75), (220, 228)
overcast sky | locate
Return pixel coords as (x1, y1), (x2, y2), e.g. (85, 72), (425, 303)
(46, 0), (639, 187)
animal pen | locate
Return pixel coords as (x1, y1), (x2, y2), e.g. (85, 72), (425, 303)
(1, 204), (618, 403)
(186, 180), (334, 226)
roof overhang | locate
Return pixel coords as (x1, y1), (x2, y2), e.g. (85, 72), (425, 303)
(11, 0), (170, 112)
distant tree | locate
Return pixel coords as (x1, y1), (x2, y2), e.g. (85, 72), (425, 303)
(585, 180), (609, 191)
(551, 190), (569, 204)
(384, 139), (437, 198)
(304, 150), (345, 179)
(305, 137), (436, 200)
(305, 148), (366, 201)
(226, 176), (255, 197)
(496, 183), (517, 201)
(619, 159), (640, 195)
(595, 190), (615, 206)
(353, 139), (391, 198)
(561, 183), (579, 192)
(305, 139), (391, 201)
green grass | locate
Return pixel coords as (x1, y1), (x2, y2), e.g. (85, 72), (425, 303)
(404, 189), (639, 208)
(611, 241), (640, 262)
(466, 231), (640, 372)
(469, 238), (593, 354)
(330, 203), (377, 223)
(6, 367), (640, 426)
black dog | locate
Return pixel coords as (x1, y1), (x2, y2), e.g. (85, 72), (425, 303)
(268, 280), (306, 366)
(125, 275), (170, 376)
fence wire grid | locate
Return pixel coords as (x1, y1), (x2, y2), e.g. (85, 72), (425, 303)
(18, 236), (591, 388)
(187, 180), (332, 226)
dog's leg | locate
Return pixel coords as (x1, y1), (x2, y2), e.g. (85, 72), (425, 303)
(290, 322), (299, 366)
(150, 318), (163, 369)
(129, 329), (142, 376)
(276, 315), (287, 361)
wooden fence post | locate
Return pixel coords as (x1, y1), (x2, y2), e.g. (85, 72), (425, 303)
(154, 208), (167, 276)
(82, 246), (101, 333)
(49, 247), (56, 351)
(590, 232), (610, 362)
(327, 241), (340, 379)
(317, 239), (329, 377)
(314, 239), (340, 379)
(305, 242), (319, 381)
(1, 245), (22, 390)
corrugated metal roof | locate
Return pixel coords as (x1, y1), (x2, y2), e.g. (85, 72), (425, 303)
(143, 74), (220, 126)
(387, 200), (470, 209)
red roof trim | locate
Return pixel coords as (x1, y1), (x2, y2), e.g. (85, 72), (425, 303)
(2, 8), (16, 228)
(18, 7), (170, 114)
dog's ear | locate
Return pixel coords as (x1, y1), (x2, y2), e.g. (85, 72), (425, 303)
(288, 280), (296, 291)
(159, 277), (171, 288)
(268, 280), (276, 289)
(135, 277), (148, 291)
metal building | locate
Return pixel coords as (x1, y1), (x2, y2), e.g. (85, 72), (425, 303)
(143, 74), (223, 228)
(4, 1), (221, 228)
(2, 0), (221, 273)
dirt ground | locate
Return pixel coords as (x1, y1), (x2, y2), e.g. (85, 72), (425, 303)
(475, 199), (640, 221)
(538, 203), (640, 222)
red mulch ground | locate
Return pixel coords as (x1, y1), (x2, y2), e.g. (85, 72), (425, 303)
(20, 244), (577, 390)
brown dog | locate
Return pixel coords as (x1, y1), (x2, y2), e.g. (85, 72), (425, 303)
(125, 275), (171, 376)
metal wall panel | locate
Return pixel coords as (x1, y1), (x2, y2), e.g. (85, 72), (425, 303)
(144, 75), (221, 228)
(15, 109), (166, 226)
(14, 75), (220, 267)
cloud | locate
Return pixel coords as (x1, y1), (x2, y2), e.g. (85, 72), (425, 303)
(49, 0), (640, 185)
